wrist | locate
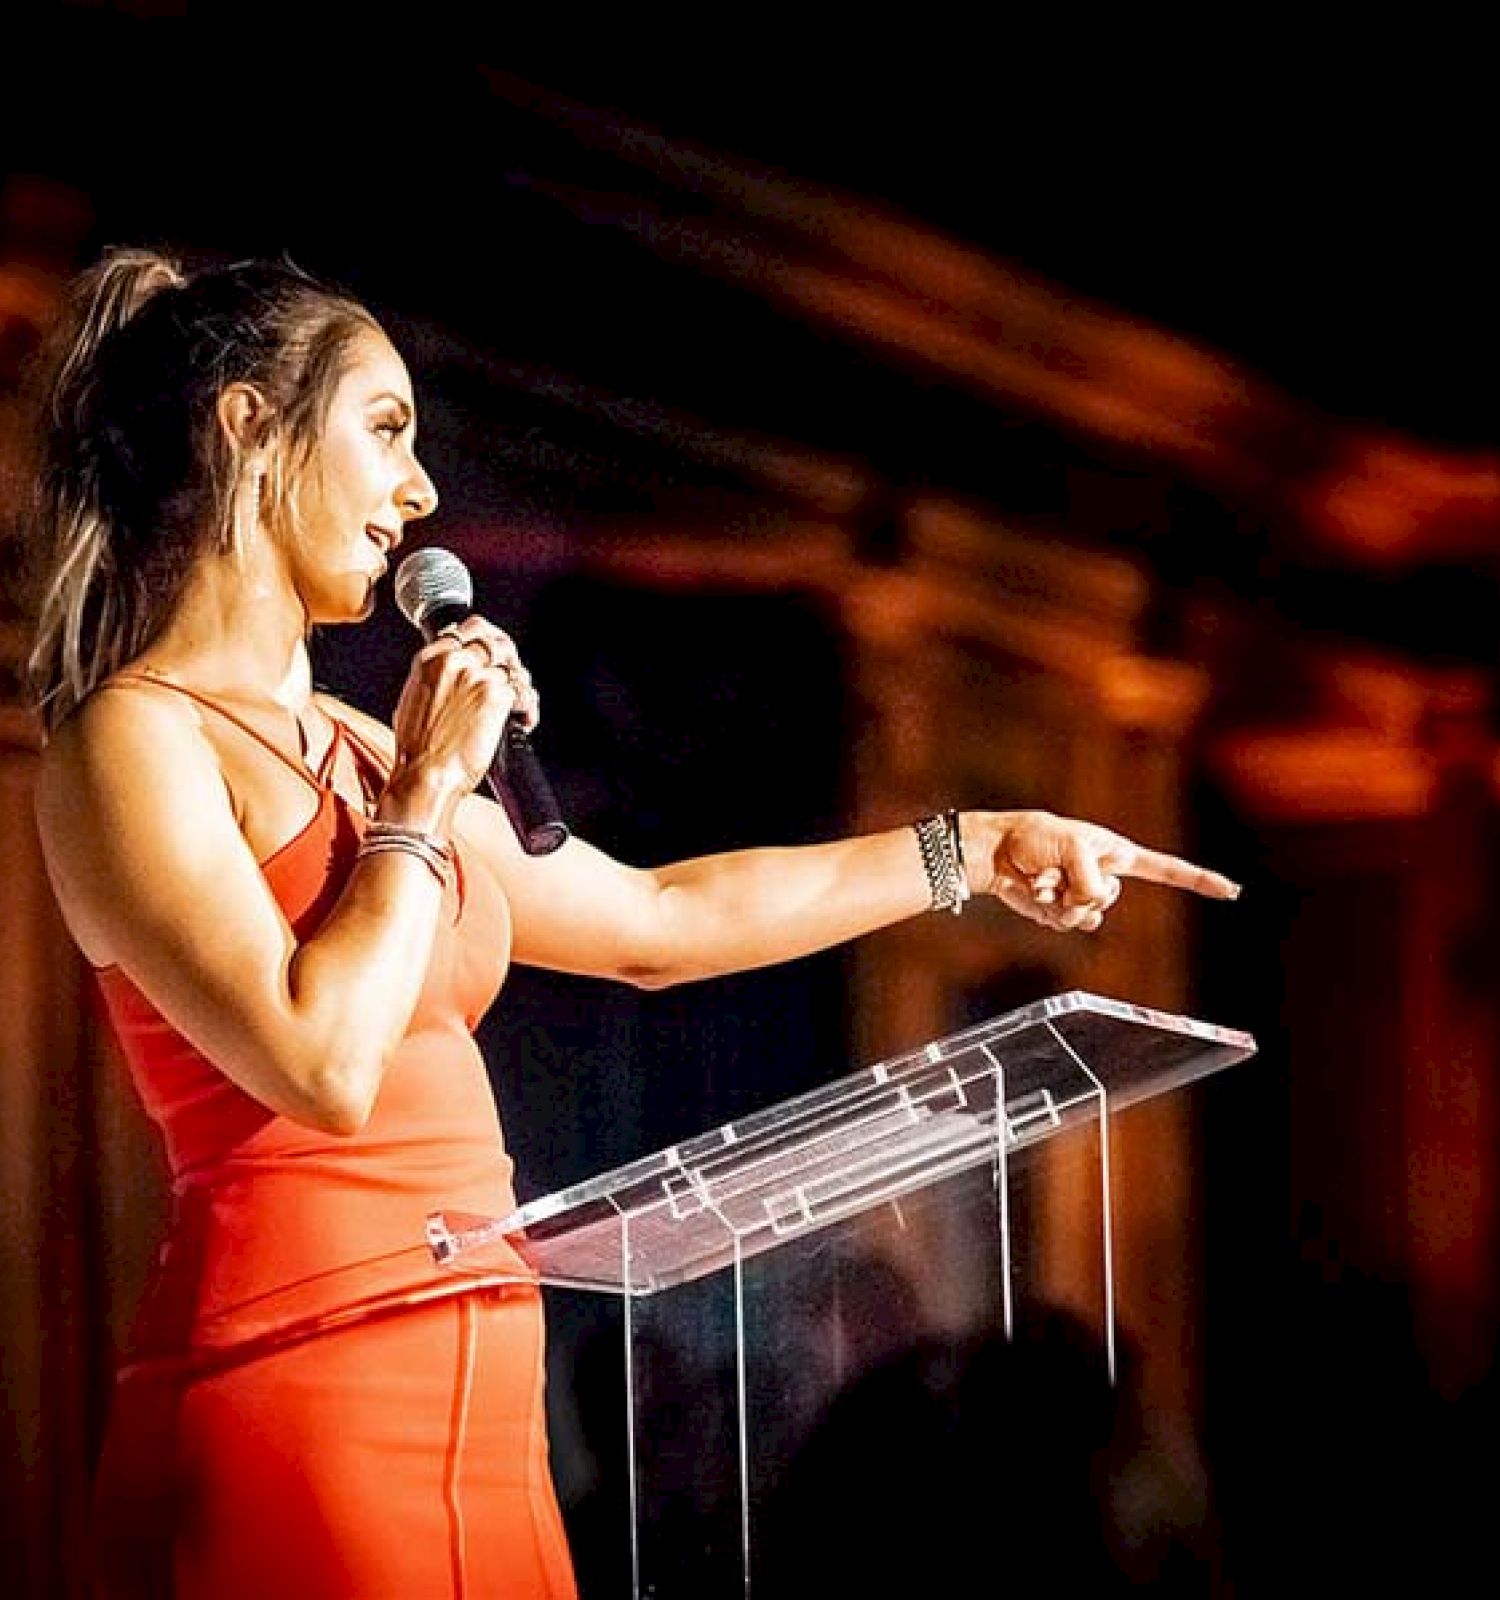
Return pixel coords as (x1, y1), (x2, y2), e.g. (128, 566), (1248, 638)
(913, 810), (972, 915)
(957, 811), (1005, 898)
(377, 762), (465, 837)
(356, 820), (456, 891)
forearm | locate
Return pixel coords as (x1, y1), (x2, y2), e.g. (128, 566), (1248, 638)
(501, 805), (1236, 986)
(641, 821), (938, 985)
(280, 861), (446, 1128)
(44, 649), (522, 1136)
(262, 773), (467, 1131)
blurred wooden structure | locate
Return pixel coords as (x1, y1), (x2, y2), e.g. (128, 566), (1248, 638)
(1, 172), (173, 1600)
(6, 127), (1500, 1592)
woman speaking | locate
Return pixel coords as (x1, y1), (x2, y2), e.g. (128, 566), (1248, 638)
(25, 246), (1240, 1598)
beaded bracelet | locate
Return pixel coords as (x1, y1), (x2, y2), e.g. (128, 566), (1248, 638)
(357, 821), (456, 891)
(914, 810), (970, 915)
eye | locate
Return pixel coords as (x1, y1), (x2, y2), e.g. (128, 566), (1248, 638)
(374, 418), (404, 441)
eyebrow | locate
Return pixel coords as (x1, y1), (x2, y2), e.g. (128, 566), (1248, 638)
(368, 392), (414, 423)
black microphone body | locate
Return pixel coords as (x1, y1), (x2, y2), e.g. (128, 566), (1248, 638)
(394, 552), (569, 857)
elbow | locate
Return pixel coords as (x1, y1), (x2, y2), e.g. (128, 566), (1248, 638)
(611, 942), (711, 990)
(310, 1096), (374, 1138)
(298, 1057), (383, 1137)
(610, 880), (706, 989)
(615, 959), (683, 991)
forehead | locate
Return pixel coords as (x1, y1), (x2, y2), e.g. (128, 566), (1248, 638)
(336, 326), (415, 405)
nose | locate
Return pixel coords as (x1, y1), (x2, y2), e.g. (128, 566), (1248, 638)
(400, 457), (439, 522)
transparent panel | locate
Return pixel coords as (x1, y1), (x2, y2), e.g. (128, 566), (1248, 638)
(427, 990), (1255, 1598)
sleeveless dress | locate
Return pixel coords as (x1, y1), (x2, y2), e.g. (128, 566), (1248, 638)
(87, 676), (579, 1600)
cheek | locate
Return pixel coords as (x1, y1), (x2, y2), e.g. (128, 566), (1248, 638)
(300, 461), (361, 541)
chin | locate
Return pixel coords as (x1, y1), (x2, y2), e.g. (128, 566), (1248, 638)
(308, 584), (378, 628)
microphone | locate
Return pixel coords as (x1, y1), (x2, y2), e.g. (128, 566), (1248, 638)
(393, 547), (569, 857)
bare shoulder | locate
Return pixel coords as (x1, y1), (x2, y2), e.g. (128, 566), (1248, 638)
(35, 682), (236, 959)
(37, 680), (216, 823)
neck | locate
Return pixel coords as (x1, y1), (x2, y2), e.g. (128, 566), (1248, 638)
(133, 548), (316, 710)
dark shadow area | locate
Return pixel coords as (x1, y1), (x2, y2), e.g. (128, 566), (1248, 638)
(474, 573), (855, 1193)
(561, 1304), (731, 1600)
(756, 1309), (1212, 1598)
(1205, 1249), (1484, 1593)
(561, 1249), (1222, 1597)
(1191, 766), (1500, 1593)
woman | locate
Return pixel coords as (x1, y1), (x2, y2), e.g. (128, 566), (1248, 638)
(26, 247), (1239, 1599)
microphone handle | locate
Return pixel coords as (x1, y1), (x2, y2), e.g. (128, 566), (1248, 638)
(421, 603), (569, 857)
(487, 728), (569, 857)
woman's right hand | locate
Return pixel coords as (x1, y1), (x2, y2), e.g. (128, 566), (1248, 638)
(385, 617), (540, 826)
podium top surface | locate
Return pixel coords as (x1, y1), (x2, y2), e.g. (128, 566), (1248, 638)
(431, 989), (1255, 1294)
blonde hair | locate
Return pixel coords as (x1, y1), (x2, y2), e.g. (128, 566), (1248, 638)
(25, 247), (380, 730)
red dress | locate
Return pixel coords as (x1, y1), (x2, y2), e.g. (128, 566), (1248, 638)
(88, 677), (579, 1599)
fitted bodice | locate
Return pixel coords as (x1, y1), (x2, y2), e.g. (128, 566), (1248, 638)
(92, 676), (530, 1366)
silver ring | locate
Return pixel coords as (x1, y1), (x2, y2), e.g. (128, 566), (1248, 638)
(459, 636), (499, 665)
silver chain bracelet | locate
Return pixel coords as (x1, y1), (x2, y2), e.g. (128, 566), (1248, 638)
(914, 811), (970, 915)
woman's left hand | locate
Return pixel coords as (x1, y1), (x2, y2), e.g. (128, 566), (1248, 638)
(964, 811), (1241, 933)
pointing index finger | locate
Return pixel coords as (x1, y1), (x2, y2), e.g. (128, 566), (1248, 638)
(1113, 845), (1242, 901)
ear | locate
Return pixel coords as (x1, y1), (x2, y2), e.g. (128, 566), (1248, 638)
(216, 382), (273, 456)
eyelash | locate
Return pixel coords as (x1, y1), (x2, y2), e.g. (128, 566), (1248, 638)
(375, 418), (406, 441)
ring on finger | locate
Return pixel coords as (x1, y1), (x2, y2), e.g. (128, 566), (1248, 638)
(466, 637), (507, 668)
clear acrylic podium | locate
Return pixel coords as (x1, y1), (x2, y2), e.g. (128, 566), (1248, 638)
(427, 989), (1255, 1598)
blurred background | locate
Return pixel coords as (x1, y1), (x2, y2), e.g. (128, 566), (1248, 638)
(3, 6), (1499, 1594)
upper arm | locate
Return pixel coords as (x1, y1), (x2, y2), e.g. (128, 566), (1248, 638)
(36, 689), (314, 1109)
(454, 793), (672, 985)
(314, 694), (676, 985)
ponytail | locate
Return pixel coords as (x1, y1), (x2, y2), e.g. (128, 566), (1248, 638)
(26, 248), (184, 731)
(23, 247), (377, 733)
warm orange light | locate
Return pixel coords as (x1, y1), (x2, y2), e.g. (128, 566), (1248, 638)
(1298, 441), (1500, 560)
(488, 72), (1500, 571)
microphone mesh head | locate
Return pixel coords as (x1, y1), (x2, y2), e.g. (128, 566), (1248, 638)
(394, 547), (472, 633)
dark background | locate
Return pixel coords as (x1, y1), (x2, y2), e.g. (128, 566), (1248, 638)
(6, 7), (1500, 1595)
(8, 11), (1497, 640)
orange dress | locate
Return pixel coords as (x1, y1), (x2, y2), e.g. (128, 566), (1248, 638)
(88, 677), (579, 1599)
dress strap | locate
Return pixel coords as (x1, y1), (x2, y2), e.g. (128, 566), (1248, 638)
(327, 713), (393, 805)
(320, 709), (466, 907)
(106, 672), (326, 796)
(313, 718), (346, 786)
